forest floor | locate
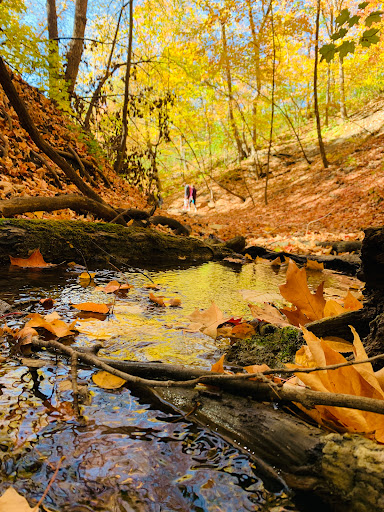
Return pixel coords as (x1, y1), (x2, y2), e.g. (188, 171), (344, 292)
(164, 99), (384, 254)
(1, 71), (384, 256)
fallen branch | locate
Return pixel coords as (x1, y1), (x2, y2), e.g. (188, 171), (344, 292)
(57, 150), (112, 188)
(30, 149), (63, 189)
(31, 338), (384, 415)
(68, 146), (97, 188)
(0, 194), (126, 224)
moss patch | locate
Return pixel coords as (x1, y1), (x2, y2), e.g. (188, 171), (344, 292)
(226, 326), (303, 368)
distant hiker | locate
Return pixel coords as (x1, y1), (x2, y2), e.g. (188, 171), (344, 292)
(189, 184), (197, 212)
(183, 183), (190, 210)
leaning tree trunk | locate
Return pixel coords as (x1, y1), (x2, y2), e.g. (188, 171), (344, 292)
(64, 0), (88, 96)
(314, 0), (328, 168)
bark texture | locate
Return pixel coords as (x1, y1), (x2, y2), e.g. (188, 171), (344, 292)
(65, 0), (88, 95)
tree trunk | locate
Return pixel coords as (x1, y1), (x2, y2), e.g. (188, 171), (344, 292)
(220, 21), (247, 161)
(339, 54), (347, 120)
(64, 0), (88, 96)
(314, 0), (329, 168)
(114, 0), (134, 174)
(325, 63), (331, 126)
(46, 0), (60, 97)
(83, 5), (125, 130)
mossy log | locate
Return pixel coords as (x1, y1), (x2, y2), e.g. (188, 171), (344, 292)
(0, 218), (230, 267)
(155, 386), (384, 512)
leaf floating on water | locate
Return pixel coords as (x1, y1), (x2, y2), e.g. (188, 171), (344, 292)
(103, 280), (133, 294)
(17, 326), (38, 345)
(39, 297), (55, 309)
(144, 283), (161, 290)
(79, 272), (96, 283)
(9, 248), (56, 268)
(92, 370), (126, 389)
(0, 487), (38, 511)
(72, 303), (110, 315)
(188, 302), (229, 339)
(305, 259), (324, 271)
(149, 293), (166, 307)
(168, 298), (181, 307)
(26, 312), (77, 338)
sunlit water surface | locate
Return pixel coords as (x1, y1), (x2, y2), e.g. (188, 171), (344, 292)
(0, 261), (360, 511)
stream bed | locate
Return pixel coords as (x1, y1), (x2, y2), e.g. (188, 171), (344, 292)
(0, 261), (363, 511)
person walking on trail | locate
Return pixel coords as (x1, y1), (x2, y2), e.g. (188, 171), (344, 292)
(183, 183), (190, 210)
(189, 184), (197, 212)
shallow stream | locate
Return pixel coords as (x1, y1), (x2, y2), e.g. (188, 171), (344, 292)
(0, 261), (363, 511)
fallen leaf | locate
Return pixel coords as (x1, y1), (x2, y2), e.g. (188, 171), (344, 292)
(39, 297), (55, 308)
(92, 370), (126, 389)
(249, 303), (291, 327)
(270, 256), (283, 267)
(322, 336), (354, 352)
(323, 299), (346, 318)
(168, 298), (181, 307)
(280, 305), (310, 327)
(72, 303), (110, 314)
(144, 283), (161, 290)
(188, 302), (229, 339)
(230, 322), (255, 339)
(305, 260), (324, 271)
(149, 293), (166, 307)
(255, 256), (270, 264)
(9, 248), (56, 268)
(79, 272), (96, 282)
(279, 259), (326, 322)
(344, 291), (363, 311)
(211, 354), (226, 373)
(26, 312), (77, 338)
(17, 326), (38, 345)
(0, 487), (37, 511)
(223, 257), (244, 263)
(103, 280), (122, 293)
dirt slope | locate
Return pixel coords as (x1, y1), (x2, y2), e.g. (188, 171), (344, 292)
(0, 71), (146, 219)
(165, 103), (384, 250)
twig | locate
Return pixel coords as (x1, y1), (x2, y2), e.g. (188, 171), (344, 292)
(70, 352), (80, 420)
(30, 150), (62, 189)
(33, 455), (66, 511)
(31, 339), (384, 416)
(305, 212), (332, 236)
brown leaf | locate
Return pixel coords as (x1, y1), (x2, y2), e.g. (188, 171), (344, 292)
(279, 259), (326, 322)
(39, 297), (55, 309)
(168, 298), (181, 307)
(9, 248), (56, 268)
(270, 256), (283, 267)
(230, 323), (255, 339)
(280, 305), (310, 327)
(188, 302), (229, 339)
(17, 326), (38, 345)
(248, 303), (291, 327)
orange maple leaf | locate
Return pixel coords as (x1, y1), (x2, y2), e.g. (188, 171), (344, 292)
(9, 248), (56, 268)
(72, 303), (110, 314)
(279, 259), (326, 323)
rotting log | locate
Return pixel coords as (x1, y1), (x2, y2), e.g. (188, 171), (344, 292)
(0, 218), (229, 267)
(154, 387), (384, 512)
(0, 195), (126, 225)
(242, 245), (361, 275)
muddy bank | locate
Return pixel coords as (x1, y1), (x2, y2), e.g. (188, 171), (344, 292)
(0, 219), (235, 267)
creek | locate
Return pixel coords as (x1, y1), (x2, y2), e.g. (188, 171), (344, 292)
(0, 261), (363, 511)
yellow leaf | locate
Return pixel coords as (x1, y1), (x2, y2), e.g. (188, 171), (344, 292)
(79, 272), (96, 282)
(323, 337), (354, 352)
(92, 370), (126, 389)
(244, 253), (253, 260)
(9, 248), (56, 268)
(305, 260), (324, 271)
(168, 298), (181, 307)
(344, 291), (363, 311)
(279, 259), (326, 322)
(323, 300), (346, 318)
(103, 280), (122, 293)
(149, 293), (166, 307)
(127, 219), (134, 226)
